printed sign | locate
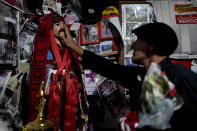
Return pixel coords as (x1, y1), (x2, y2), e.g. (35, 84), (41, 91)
(174, 4), (197, 13)
(176, 14), (197, 24)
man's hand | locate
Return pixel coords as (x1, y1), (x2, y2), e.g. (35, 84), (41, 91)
(59, 26), (73, 46)
(59, 26), (84, 56)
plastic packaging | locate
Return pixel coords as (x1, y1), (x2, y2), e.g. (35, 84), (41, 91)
(137, 62), (183, 130)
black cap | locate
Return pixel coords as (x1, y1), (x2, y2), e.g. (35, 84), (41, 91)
(132, 22), (178, 56)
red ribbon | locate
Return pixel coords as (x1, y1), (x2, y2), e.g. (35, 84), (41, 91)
(47, 73), (61, 127)
(121, 111), (139, 131)
(47, 27), (79, 131)
(64, 75), (80, 131)
(28, 12), (54, 122)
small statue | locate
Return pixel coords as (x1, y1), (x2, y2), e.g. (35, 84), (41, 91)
(35, 81), (46, 121)
(22, 81), (55, 131)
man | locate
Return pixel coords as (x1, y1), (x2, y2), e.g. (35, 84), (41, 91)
(60, 22), (197, 130)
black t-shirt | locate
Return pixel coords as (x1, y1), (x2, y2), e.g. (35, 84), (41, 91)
(81, 50), (197, 130)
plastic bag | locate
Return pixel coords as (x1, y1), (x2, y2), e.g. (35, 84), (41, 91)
(137, 62), (183, 130)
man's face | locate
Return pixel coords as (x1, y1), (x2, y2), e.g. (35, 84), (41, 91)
(131, 39), (154, 65)
(52, 21), (65, 38)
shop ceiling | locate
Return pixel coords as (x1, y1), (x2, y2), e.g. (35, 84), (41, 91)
(23, 0), (146, 24)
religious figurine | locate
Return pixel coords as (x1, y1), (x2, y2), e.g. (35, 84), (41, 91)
(28, 11), (89, 131)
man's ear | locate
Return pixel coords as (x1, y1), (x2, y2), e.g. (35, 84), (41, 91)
(147, 44), (156, 57)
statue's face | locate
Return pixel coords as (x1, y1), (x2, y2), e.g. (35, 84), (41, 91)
(52, 21), (65, 38)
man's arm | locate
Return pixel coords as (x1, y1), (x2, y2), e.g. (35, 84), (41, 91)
(59, 26), (144, 89)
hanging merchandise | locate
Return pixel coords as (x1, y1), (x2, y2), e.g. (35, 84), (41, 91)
(0, 2), (31, 128)
(28, 11), (89, 131)
(95, 76), (127, 116)
(150, 0), (197, 59)
(19, 13), (39, 63)
(63, 8), (81, 46)
(0, 53), (31, 130)
(0, 2), (18, 67)
(17, 13), (41, 125)
(0, 91), (23, 131)
(91, 72), (126, 115)
(91, 73), (129, 130)
(0, 60), (31, 130)
(63, 8), (79, 25)
(102, 6), (119, 16)
(42, 0), (62, 15)
(0, 70), (12, 100)
(84, 70), (98, 95)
